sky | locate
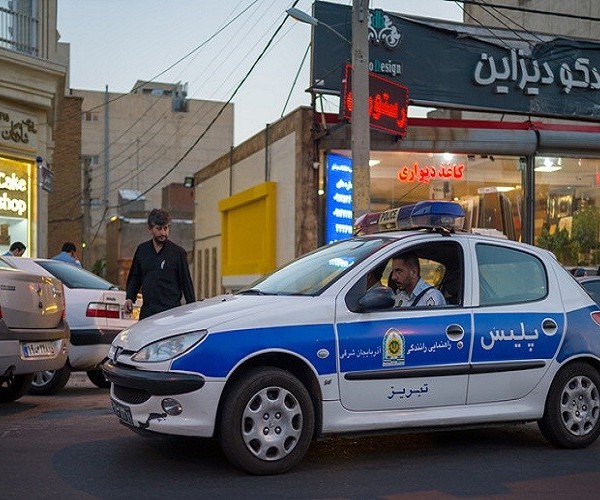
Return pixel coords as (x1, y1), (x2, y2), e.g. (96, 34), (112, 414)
(57, 0), (463, 146)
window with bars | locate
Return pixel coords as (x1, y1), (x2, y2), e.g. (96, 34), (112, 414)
(0, 0), (38, 56)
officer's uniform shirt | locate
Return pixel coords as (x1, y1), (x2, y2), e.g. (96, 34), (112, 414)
(394, 278), (446, 307)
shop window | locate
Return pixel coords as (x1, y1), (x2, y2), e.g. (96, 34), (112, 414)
(362, 151), (522, 241)
(534, 156), (600, 268)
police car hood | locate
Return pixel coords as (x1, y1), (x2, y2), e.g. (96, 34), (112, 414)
(120, 294), (333, 349)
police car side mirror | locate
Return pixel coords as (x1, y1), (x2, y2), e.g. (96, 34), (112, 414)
(358, 286), (396, 312)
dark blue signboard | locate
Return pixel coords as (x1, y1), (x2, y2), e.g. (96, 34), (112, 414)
(311, 1), (600, 121)
(325, 153), (353, 244)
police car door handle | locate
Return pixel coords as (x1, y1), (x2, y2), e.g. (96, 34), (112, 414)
(446, 324), (465, 342)
(542, 318), (558, 336)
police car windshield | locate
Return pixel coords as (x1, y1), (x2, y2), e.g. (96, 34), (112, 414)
(238, 238), (392, 296)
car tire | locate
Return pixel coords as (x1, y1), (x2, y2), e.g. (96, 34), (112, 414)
(538, 361), (600, 448)
(0, 374), (34, 403)
(86, 368), (110, 388)
(29, 366), (71, 395)
(219, 367), (315, 475)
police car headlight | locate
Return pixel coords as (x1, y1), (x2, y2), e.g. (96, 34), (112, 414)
(131, 331), (207, 363)
(108, 344), (118, 361)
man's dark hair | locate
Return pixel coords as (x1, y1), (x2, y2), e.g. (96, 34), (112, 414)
(9, 241), (25, 252)
(147, 208), (172, 228)
(61, 242), (76, 253)
(395, 251), (420, 272)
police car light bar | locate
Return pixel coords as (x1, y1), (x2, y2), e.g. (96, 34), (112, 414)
(355, 200), (466, 235)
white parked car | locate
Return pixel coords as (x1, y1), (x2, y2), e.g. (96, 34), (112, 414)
(0, 262), (69, 402)
(105, 201), (600, 475)
(1, 257), (138, 394)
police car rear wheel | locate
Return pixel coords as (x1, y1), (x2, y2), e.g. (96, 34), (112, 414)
(220, 367), (315, 475)
(538, 361), (600, 448)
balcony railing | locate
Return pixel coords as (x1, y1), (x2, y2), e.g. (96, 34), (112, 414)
(0, 3), (38, 56)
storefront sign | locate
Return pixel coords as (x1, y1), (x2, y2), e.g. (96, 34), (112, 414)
(0, 111), (37, 145)
(312, 1), (600, 120)
(0, 162), (29, 217)
(341, 65), (408, 137)
(325, 153), (353, 244)
(397, 162), (465, 184)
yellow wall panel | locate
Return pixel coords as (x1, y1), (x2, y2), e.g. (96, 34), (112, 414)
(219, 182), (276, 276)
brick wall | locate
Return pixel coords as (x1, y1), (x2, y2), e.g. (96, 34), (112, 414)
(49, 94), (83, 259)
(162, 183), (194, 218)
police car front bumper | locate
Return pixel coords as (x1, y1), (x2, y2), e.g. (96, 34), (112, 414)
(104, 360), (222, 437)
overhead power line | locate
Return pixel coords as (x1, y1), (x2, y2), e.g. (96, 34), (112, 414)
(80, 0), (263, 116)
(113, 1), (302, 211)
(448, 0), (600, 22)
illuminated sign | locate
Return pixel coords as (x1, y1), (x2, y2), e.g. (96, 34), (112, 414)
(0, 161), (30, 218)
(341, 65), (408, 137)
(397, 162), (465, 184)
(325, 153), (353, 244)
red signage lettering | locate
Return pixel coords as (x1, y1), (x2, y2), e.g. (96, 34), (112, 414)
(341, 64), (409, 137)
(397, 162), (465, 183)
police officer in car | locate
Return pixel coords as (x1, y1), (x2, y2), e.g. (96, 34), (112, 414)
(391, 251), (446, 307)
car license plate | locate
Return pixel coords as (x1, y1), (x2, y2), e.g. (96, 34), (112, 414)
(21, 341), (56, 358)
(111, 399), (134, 426)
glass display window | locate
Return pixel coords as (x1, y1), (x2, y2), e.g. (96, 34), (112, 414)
(534, 156), (600, 268)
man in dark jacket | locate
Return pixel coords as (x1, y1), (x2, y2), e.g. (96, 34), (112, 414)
(124, 208), (195, 319)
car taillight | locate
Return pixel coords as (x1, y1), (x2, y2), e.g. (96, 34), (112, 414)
(87, 302), (121, 319)
(591, 311), (600, 326)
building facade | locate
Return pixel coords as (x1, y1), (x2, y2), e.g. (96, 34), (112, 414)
(463, 1), (600, 39)
(192, 2), (600, 297)
(71, 81), (234, 269)
(193, 107), (316, 297)
(0, 0), (66, 257)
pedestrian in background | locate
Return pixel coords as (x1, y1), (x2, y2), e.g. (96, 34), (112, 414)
(125, 208), (195, 320)
(3, 241), (26, 257)
(52, 242), (82, 267)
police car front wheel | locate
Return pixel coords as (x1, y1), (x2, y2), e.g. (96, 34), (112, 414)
(538, 361), (600, 449)
(219, 367), (315, 475)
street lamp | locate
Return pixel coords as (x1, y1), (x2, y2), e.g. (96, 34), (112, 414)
(287, 1), (371, 223)
(286, 7), (351, 43)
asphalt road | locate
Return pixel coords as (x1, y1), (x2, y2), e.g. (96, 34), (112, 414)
(2, 373), (600, 499)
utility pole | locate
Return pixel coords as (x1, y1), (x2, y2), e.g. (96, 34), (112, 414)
(82, 156), (92, 269)
(351, 0), (370, 222)
(103, 85), (110, 212)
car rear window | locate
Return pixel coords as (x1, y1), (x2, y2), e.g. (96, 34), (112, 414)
(36, 261), (117, 290)
(476, 243), (547, 305)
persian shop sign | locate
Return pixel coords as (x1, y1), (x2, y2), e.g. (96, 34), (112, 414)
(398, 162), (465, 184)
(312, 1), (600, 120)
(341, 65), (408, 137)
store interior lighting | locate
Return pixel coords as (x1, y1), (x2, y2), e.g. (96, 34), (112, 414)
(535, 157), (562, 173)
(369, 159), (380, 167)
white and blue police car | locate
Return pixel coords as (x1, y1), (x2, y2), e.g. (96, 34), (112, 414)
(104, 200), (600, 475)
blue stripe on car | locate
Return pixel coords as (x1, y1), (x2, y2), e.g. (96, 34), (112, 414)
(171, 323), (336, 377)
(557, 306), (600, 362)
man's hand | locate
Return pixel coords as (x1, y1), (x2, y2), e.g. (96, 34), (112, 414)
(124, 299), (134, 314)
